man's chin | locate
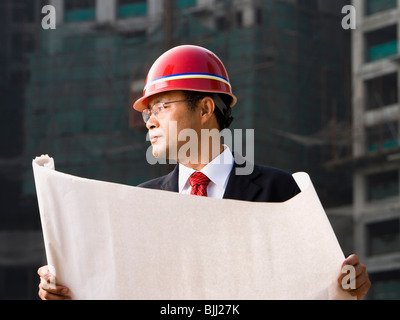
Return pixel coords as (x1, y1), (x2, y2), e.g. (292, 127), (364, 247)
(152, 146), (167, 160)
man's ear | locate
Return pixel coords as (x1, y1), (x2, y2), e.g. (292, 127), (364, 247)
(199, 96), (216, 122)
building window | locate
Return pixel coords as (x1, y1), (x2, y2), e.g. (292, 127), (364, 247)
(64, 0), (96, 23)
(236, 11), (243, 27)
(178, 0), (197, 9)
(366, 122), (399, 152)
(256, 8), (263, 26)
(365, 25), (398, 62)
(366, 0), (397, 16)
(117, 0), (147, 19)
(297, 0), (318, 9)
(216, 16), (230, 31)
(366, 170), (399, 202)
(366, 218), (400, 256)
(365, 73), (398, 110)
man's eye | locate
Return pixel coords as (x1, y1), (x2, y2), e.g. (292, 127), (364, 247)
(158, 105), (168, 113)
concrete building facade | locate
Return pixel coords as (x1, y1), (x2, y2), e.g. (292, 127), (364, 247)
(351, 0), (400, 299)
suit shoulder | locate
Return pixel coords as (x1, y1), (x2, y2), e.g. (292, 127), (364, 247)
(137, 165), (178, 191)
(253, 164), (300, 198)
(254, 164), (294, 181)
(137, 175), (166, 189)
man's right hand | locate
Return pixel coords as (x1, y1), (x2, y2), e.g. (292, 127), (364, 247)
(38, 265), (71, 300)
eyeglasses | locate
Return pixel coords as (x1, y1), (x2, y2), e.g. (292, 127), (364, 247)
(142, 99), (193, 123)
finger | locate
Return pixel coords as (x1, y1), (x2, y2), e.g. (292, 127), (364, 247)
(37, 265), (50, 278)
(339, 275), (357, 292)
(38, 286), (71, 300)
(354, 270), (371, 297)
(353, 262), (367, 277)
(338, 264), (367, 285)
(337, 262), (357, 284)
(338, 264), (365, 287)
(340, 266), (371, 298)
(342, 254), (359, 267)
(38, 271), (57, 292)
(347, 279), (371, 300)
(339, 261), (367, 283)
(39, 277), (69, 295)
(37, 265), (57, 285)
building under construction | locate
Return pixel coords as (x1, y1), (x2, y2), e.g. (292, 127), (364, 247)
(325, 0), (400, 299)
(3, 0), (398, 299)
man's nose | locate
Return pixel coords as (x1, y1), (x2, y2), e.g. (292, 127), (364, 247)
(146, 113), (159, 130)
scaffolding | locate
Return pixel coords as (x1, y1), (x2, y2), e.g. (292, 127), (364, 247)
(24, 25), (157, 193)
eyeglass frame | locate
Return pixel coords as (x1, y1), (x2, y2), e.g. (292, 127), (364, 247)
(142, 99), (194, 123)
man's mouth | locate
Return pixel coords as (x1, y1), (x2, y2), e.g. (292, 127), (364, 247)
(150, 135), (160, 144)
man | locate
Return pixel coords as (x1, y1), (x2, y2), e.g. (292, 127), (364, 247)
(38, 45), (370, 300)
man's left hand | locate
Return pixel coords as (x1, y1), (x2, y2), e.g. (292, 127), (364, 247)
(338, 254), (371, 300)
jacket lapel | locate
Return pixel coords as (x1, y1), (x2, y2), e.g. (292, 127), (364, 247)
(223, 155), (262, 202)
(160, 165), (179, 192)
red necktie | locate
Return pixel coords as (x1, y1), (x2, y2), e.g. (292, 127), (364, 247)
(189, 172), (210, 197)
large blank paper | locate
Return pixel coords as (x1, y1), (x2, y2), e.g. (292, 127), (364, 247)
(32, 155), (353, 300)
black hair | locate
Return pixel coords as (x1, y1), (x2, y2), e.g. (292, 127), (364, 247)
(183, 91), (234, 130)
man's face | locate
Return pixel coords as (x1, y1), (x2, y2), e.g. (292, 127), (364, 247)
(146, 91), (202, 161)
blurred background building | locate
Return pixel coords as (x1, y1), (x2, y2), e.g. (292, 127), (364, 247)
(327, 0), (400, 299)
(0, 0), (398, 299)
(0, 0), (46, 299)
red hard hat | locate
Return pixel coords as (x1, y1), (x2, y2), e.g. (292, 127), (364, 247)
(133, 45), (237, 112)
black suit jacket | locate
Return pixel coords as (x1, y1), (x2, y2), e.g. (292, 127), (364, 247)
(138, 156), (300, 203)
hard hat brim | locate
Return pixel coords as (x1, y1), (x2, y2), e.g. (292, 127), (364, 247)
(133, 88), (237, 112)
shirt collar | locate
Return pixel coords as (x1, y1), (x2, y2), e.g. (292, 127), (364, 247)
(178, 145), (234, 193)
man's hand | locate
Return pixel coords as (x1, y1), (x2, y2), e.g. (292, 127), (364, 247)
(338, 254), (371, 300)
(38, 265), (71, 300)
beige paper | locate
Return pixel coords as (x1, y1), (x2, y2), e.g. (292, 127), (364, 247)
(32, 154), (353, 300)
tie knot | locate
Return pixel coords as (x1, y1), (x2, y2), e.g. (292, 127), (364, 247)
(188, 172), (210, 197)
(189, 172), (210, 187)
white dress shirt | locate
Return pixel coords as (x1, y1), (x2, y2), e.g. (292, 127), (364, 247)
(178, 145), (234, 199)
